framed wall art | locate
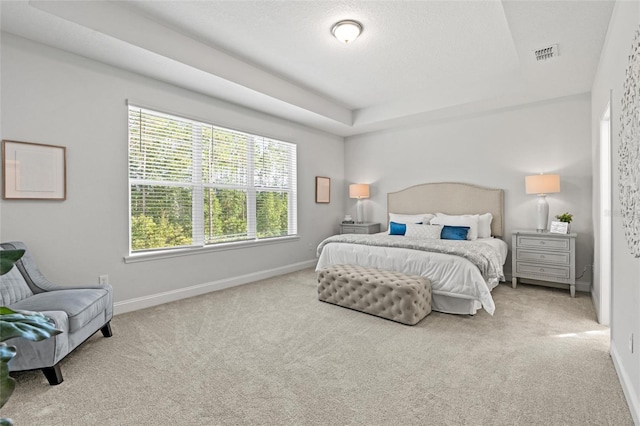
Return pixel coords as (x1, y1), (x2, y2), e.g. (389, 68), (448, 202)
(315, 176), (330, 203)
(2, 140), (67, 200)
(618, 27), (640, 257)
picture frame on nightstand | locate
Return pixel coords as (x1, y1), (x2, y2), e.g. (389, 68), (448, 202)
(549, 221), (569, 234)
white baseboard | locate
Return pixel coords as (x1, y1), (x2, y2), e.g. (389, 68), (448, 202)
(575, 279), (591, 293)
(114, 259), (317, 315)
(610, 343), (640, 425)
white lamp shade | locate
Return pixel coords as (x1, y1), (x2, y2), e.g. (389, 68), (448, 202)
(349, 183), (370, 199)
(331, 20), (362, 44)
(525, 174), (560, 195)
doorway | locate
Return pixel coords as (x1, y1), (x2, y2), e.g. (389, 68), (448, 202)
(599, 101), (611, 326)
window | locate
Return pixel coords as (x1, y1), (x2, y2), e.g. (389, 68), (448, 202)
(128, 106), (297, 253)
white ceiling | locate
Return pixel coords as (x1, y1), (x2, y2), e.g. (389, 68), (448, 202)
(1, 1), (615, 136)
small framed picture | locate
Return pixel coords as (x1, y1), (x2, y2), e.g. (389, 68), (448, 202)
(315, 176), (330, 203)
(549, 221), (569, 234)
(2, 140), (67, 200)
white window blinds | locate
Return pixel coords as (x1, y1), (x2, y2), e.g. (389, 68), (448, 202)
(128, 105), (297, 253)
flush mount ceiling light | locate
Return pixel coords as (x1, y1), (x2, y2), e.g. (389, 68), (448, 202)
(331, 20), (363, 44)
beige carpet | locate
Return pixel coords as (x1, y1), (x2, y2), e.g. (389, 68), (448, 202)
(4, 269), (633, 425)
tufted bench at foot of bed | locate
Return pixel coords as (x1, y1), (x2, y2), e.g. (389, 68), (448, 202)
(316, 264), (432, 325)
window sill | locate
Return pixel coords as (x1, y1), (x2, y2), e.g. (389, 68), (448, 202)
(124, 235), (300, 264)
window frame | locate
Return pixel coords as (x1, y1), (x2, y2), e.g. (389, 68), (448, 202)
(126, 103), (298, 260)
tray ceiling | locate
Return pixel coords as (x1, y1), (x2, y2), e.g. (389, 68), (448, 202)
(1, 1), (615, 136)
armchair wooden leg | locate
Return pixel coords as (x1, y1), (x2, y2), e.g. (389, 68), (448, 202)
(100, 322), (113, 338)
(42, 365), (63, 385)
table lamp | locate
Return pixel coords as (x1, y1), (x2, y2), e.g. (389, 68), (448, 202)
(349, 184), (370, 223)
(525, 174), (560, 232)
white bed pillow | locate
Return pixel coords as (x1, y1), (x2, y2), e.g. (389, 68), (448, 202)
(405, 223), (443, 239)
(478, 213), (493, 238)
(388, 213), (434, 226)
(431, 213), (479, 240)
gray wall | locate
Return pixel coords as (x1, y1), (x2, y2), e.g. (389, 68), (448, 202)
(0, 34), (345, 306)
(591, 1), (640, 422)
(345, 94), (593, 288)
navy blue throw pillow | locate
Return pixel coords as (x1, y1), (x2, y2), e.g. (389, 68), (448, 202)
(389, 221), (407, 235)
(441, 225), (470, 240)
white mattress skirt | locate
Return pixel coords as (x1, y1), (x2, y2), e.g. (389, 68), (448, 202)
(432, 294), (482, 315)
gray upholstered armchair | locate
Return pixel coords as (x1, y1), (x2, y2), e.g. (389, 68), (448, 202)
(0, 241), (113, 385)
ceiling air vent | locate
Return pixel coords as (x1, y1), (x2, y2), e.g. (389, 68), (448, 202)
(534, 44), (559, 61)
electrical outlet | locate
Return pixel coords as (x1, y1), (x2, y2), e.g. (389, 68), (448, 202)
(99, 274), (109, 285)
(630, 334), (634, 354)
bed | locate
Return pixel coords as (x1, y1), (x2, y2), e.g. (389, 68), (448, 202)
(315, 182), (508, 315)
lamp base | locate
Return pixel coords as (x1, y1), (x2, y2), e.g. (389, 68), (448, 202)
(356, 199), (364, 223)
(535, 194), (549, 232)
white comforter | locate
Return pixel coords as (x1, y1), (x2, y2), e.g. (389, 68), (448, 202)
(315, 234), (508, 315)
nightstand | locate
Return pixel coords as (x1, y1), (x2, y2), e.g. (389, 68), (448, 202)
(340, 222), (381, 235)
(512, 230), (577, 297)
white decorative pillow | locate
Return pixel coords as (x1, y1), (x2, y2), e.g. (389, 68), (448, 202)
(478, 213), (493, 238)
(431, 213), (480, 240)
(405, 223), (443, 239)
(388, 213), (434, 226)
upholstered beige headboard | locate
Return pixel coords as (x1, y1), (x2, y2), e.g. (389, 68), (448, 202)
(387, 182), (505, 238)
